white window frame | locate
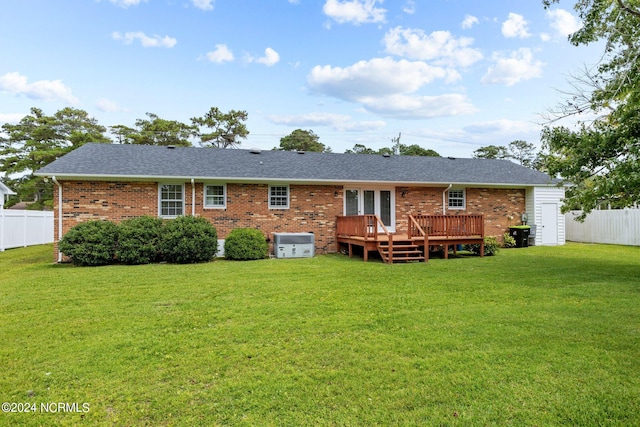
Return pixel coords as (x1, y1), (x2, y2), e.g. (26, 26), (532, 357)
(269, 185), (290, 209)
(448, 188), (466, 210)
(159, 183), (184, 218)
(204, 184), (226, 209)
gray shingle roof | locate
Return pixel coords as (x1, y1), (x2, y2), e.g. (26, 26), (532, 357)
(35, 143), (556, 187)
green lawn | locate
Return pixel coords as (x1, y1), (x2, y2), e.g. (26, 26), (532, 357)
(1, 243), (639, 426)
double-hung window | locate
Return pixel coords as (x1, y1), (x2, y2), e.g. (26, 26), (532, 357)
(269, 185), (289, 209)
(448, 188), (466, 210)
(159, 183), (184, 217)
(204, 184), (226, 209)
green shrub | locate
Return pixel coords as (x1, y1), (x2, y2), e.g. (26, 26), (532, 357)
(116, 216), (164, 265)
(224, 228), (268, 260)
(161, 216), (218, 264)
(465, 236), (500, 256)
(59, 220), (118, 266)
(502, 232), (517, 248)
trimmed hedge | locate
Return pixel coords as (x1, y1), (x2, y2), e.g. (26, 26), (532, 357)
(224, 228), (268, 260)
(59, 220), (119, 266)
(60, 216), (220, 266)
(160, 216), (218, 264)
(116, 216), (164, 265)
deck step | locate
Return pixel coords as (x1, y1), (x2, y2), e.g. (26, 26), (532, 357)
(377, 240), (425, 264)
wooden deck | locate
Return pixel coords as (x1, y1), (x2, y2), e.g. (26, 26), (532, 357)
(336, 214), (485, 263)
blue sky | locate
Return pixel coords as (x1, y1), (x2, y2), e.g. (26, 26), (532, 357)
(0, 0), (599, 157)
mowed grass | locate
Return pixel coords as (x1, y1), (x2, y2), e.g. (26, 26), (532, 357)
(1, 243), (639, 426)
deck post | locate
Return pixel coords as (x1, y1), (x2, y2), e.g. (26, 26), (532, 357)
(424, 236), (429, 262)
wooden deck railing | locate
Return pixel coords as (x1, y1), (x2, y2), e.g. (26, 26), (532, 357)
(336, 214), (391, 240)
(409, 214), (484, 238)
(337, 214), (485, 262)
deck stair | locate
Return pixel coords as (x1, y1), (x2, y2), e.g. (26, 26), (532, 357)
(377, 238), (424, 263)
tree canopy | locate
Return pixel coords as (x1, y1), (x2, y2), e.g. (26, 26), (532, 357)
(473, 141), (542, 170)
(191, 107), (249, 148)
(345, 143), (440, 157)
(398, 144), (440, 157)
(0, 107), (110, 208)
(122, 113), (195, 147)
(472, 145), (510, 160)
(541, 0), (640, 217)
(276, 129), (331, 152)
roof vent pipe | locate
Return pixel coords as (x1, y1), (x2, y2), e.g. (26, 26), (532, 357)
(167, 145), (176, 149)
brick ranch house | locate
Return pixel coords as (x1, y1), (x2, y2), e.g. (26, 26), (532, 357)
(35, 143), (565, 262)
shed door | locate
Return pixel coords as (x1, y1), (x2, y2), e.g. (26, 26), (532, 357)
(541, 203), (558, 245)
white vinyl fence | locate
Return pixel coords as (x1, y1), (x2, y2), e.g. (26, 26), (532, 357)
(0, 209), (54, 251)
(565, 209), (640, 246)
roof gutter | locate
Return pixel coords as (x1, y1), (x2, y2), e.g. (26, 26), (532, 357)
(442, 184), (452, 215)
(32, 172), (553, 189)
(52, 176), (63, 263)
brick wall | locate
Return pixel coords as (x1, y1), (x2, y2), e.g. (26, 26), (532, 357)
(53, 180), (525, 260)
(395, 186), (526, 239)
(197, 183), (342, 254)
(54, 181), (343, 258)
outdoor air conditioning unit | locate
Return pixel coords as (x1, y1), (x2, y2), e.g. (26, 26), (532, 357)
(273, 232), (315, 258)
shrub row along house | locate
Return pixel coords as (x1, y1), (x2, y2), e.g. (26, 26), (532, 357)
(35, 143), (565, 263)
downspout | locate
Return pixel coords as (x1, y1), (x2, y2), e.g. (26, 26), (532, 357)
(191, 178), (195, 216)
(52, 176), (63, 263)
(442, 184), (452, 215)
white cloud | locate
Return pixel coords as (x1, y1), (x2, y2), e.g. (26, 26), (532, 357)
(192, 0), (214, 10)
(547, 9), (581, 37)
(308, 57), (459, 101)
(111, 31), (177, 48)
(403, 0), (416, 15)
(256, 47), (280, 66)
(268, 112), (385, 132)
(0, 72), (79, 105)
(482, 48), (545, 86)
(361, 93), (477, 119)
(461, 15), (478, 29)
(96, 98), (126, 112)
(323, 0), (386, 25)
(308, 57), (474, 119)
(502, 13), (531, 38)
(463, 119), (539, 135)
(108, 0), (146, 7)
(206, 44), (234, 63)
(383, 27), (483, 67)
(0, 113), (26, 124)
